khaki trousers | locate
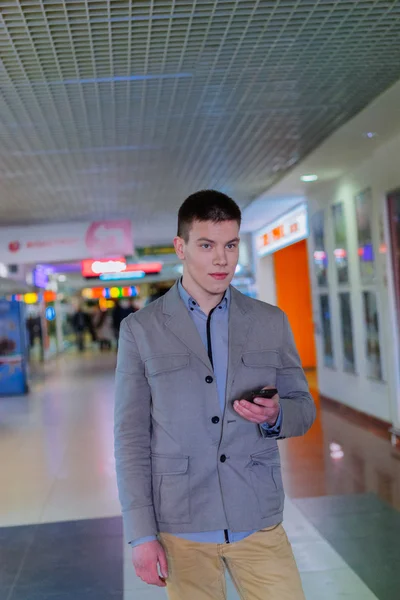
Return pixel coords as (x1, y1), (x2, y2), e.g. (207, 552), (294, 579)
(159, 524), (305, 600)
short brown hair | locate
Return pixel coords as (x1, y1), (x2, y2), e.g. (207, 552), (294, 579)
(177, 190), (241, 242)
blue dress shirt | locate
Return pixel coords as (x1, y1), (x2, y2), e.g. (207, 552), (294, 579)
(131, 281), (282, 547)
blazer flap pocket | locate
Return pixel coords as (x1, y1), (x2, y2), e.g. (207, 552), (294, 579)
(250, 446), (280, 465)
(145, 353), (189, 376)
(151, 454), (189, 475)
(242, 350), (282, 368)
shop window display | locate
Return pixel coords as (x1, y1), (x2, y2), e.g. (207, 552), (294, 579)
(311, 210), (328, 287)
(332, 202), (349, 285)
(319, 294), (334, 368)
(339, 292), (356, 373)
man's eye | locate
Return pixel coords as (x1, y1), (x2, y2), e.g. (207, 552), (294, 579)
(202, 244), (211, 249)
(227, 244), (237, 250)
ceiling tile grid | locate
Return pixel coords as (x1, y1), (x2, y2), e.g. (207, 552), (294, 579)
(0, 0), (400, 242)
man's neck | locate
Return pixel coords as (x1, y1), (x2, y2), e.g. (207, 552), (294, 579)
(181, 275), (225, 316)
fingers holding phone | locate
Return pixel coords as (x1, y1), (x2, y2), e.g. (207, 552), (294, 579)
(233, 386), (280, 425)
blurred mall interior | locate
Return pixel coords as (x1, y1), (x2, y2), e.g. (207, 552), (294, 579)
(1, 1), (400, 599)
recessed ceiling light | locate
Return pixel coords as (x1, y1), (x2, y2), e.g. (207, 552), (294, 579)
(363, 132), (377, 139)
(301, 174), (318, 182)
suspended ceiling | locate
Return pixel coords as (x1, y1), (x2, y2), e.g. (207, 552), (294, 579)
(1, 0), (400, 245)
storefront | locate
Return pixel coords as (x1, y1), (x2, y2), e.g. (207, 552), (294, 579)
(254, 204), (316, 369)
(306, 183), (395, 432)
(253, 190), (400, 440)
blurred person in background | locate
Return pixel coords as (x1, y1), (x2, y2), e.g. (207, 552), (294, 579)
(87, 309), (98, 344)
(26, 311), (43, 359)
(71, 304), (90, 352)
(112, 298), (137, 345)
(115, 190), (315, 600)
(94, 307), (113, 351)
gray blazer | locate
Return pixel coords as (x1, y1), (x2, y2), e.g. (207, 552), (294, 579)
(114, 282), (316, 542)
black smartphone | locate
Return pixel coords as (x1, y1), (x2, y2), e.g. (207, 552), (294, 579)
(242, 388), (278, 403)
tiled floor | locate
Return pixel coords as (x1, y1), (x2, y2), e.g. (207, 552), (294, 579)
(0, 353), (399, 599)
(295, 494), (400, 599)
(0, 518), (123, 600)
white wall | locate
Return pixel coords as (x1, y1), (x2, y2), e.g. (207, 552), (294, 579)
(307, 133), (400, 428)
(255, 254), (277, 306)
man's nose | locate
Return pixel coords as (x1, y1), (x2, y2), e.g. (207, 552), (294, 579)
(214, 250), (228, 265)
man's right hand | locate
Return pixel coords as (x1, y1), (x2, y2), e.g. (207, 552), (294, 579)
(132, 540), (169, 587)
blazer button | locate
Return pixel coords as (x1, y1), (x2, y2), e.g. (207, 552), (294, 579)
(211, 416), (220, 424)
(205, 376), (213, 384)
(220, 454), (227, 463)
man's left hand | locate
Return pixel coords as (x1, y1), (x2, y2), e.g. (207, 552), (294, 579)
(233, 387), (280, 425)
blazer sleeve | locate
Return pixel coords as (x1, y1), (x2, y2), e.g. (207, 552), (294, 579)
(276, 311), (316, 439)
(114, 317), (157, 542)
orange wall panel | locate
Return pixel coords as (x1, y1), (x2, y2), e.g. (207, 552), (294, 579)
(273, 240), (316, 368)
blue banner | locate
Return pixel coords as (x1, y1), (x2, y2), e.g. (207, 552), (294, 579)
(0, 301), (28, 395)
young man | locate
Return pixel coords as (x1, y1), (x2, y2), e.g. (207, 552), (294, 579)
(115, 190), (316, 599)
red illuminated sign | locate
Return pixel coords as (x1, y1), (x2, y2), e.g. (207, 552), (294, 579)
(82, 258), (162, 277)
(82, 258), (126, 277)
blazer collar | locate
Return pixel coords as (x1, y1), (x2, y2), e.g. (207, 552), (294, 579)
(162, 282), (211, 370)
(163, 282), (253, 386)
(163, 280), (249, 317)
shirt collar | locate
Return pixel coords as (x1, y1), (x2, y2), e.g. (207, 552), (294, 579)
(178, 278), (230, 312)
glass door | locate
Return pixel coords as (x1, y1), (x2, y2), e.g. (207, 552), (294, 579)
(388, 191), (400, 318)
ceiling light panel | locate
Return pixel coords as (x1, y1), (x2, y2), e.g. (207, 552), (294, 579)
(0, 0), (399, 243)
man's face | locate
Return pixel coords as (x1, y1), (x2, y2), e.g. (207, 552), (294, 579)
(174, 219), (240, 297)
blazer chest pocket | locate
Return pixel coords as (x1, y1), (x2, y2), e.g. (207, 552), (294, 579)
(151, 454), (191, 524)
(241, 350), (282, 389)
(242, 350), (282, 369)
(145, 353), (189, 377)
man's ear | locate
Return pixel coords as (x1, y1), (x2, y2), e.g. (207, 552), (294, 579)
(173, 236), (185, 261)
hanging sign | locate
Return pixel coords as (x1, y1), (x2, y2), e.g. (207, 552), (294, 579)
(255, 203), (308, 257)
(0, 220), (133, 265)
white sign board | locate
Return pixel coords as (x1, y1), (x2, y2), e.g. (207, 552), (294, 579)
(255, 203), (308, 257)
(0, 263), (8, 278)
(0, 220), (133, 265)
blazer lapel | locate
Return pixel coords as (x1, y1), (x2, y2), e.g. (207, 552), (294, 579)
(163, 283), (212, 371)
(226, 286), (253, 400)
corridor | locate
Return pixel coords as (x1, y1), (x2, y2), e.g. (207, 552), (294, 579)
(0, 354), (399, 600)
